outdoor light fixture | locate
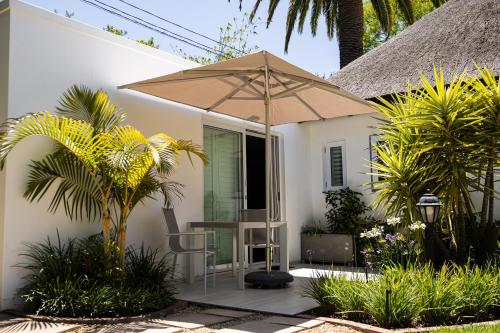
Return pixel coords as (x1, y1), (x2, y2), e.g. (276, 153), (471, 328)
(417, 190), (441, 224)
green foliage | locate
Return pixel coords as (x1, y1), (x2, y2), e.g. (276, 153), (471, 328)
(136, 37), (159, 49)
(19, 233), (175, 317)
(370, 67), (500, 262)
(325, 187), (370, 234)
(175, 13), (259, 65)
(104, 25), (159, 48)
(434, 324), (500, 333)
(363, 0), (439, 52)
(0, 85), (207, 267)
(304, 263), (500, 328)
(301, 221), (328, 235)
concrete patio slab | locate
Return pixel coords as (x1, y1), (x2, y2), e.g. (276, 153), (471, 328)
(200, 308), (254, 318)
(157, 313), (232, 329)
(218, 321), (303, 333)
(263, 316), (324, 328)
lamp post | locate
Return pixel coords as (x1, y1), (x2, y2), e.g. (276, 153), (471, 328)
(417, 191), (441, 263)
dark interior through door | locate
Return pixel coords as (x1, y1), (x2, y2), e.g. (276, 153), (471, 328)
(245, 134), (266, 262)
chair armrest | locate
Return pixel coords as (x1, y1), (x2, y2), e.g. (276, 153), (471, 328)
(165, 232), (207, 236)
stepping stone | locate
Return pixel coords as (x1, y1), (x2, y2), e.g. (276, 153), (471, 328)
(218, 320), (303, 333)
(0, 320), (79, 332)
(157, 313), (232, 329)
(200, 308), (254, 318)
(142, 328), (182, 333)
(263, 316), (324, 328)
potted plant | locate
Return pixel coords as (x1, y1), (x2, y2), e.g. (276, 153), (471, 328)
(301, 187), (373, 265)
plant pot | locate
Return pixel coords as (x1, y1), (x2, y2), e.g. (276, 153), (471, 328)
(301, 233), (354, 264)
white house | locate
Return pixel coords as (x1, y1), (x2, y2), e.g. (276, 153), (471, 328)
(0, 0), (379, 309)
(1, 0), (497, 310)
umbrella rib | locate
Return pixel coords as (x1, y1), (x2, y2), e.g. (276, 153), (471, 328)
(294, 94), (325, 121)
(233, 74), (265, 98)
(218, 77), (262, 98)
(272, 70), (372, 106)
(271, 81), (313, 99)
(118, 73), (235, 89)
(208, 75), (260, 109)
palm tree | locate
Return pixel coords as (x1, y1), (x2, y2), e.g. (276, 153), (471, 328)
(0, 85), (207, 267)
(238, 0), (446, 68)
(106, 126), (207, 265)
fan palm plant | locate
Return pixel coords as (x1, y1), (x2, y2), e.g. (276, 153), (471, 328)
(2, 86), (124, 257)
(0, 85), (207, 267)
(106, 126), (207, 265)
(236, 0), (445, 68)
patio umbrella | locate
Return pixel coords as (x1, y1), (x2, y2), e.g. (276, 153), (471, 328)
(119, 51), (374, 283)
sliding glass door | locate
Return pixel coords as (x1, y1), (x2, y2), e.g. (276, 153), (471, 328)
(203, 126), (242, 264)
(203, 125), (281, 265)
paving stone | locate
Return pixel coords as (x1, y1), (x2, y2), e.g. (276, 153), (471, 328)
(0, 320), (79, 332)
(141, 328), (181, 333)
(263, 316), (324, 328)
(158, 313), (232, 329)
(218, 320), (303, 333)
(200, 308), (254, 318)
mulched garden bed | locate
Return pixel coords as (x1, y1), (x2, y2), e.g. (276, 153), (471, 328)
(3, 300), (188, 325)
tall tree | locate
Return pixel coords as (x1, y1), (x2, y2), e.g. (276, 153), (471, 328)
(175, 13), (259, 65)
(104, 25), (159, 49)
(235, 0), (445, 68)
(364, 0), (441, 52)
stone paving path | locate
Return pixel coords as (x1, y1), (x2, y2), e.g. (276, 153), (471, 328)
(0, 307), (360, 333)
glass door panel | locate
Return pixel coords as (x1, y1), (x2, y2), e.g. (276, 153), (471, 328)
(203, 126), (242, 265)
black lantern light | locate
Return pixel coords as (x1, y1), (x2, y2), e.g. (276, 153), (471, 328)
(417, 190), (441, 224)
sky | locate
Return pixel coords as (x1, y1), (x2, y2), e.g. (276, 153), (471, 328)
(23, 0), (341, 76)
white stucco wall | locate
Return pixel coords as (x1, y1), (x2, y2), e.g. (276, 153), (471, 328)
(304, 113), (380, 222)
(0, 0), (312, 309)
(0, 0), (11, 306)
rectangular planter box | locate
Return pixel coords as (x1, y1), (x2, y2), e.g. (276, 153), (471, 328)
(301, 233), (354, 264)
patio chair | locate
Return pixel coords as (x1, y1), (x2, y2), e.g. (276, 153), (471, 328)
(162, 208), (216, 294)
(240, 209), (280, 270)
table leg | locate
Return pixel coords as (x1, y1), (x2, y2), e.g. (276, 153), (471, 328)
(279, 224), (289, 272)
(232, 228), (237, 277)
(186, 225), (196, 284)
(238, 224), (245, 289)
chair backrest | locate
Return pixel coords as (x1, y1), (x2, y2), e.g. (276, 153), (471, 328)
(240, 209), (268, 244)
(162, 208), (184, 252)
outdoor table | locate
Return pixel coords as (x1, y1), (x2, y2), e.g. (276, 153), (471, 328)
(186, 221), (288, 289)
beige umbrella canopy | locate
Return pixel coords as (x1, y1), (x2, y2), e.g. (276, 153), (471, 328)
(120, 50), (374, 279)
(119, 51), (374, 125)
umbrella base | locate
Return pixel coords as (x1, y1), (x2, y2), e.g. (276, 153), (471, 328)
(244, 271), (294, 289)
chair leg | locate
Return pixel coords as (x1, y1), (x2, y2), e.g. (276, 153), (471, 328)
(203, 251), (207, 295)
(171, 253), (178, 279)
(212, 253), (217, 288)
(249, 230), (253, 271)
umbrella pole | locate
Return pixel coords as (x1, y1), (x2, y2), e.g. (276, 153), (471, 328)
(264, 65), (272, 274)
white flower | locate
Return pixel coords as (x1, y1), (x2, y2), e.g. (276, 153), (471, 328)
(387, 217), (401, 226)
(360, 226), (384, 239)
(409, 221), (426, 231)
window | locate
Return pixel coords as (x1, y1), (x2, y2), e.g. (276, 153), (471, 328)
(369, 134), (385, 191)
(323, 140), (346, 191)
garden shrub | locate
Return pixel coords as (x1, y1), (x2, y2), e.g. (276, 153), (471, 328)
(305, 263), (500, 328)
(19, 233), (175, 317)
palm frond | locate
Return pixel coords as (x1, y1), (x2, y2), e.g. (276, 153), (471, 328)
(0, 112), (107, 170)
(370, 0), (394, 33)
(56, 85), (125, 133)
(24, 153), (102, 221)
(395, 0), (415, 25)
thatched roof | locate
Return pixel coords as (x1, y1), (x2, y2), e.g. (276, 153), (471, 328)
(329, 0), (500, 100)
